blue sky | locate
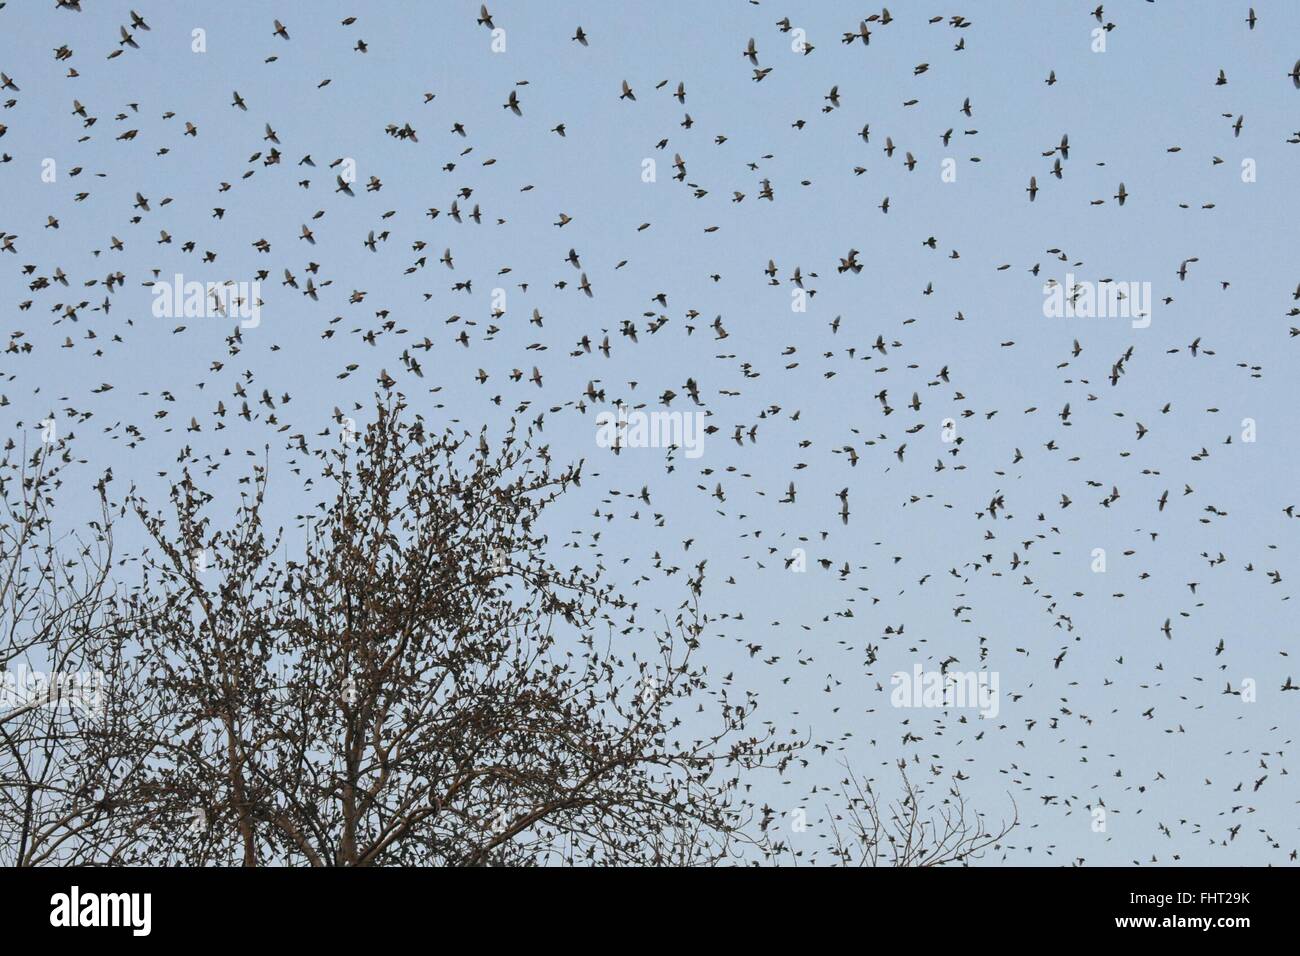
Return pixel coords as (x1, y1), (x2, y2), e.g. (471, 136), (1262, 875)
(3, 0), (1299, 864)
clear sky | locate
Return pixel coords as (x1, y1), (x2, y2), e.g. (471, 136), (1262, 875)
(2, 0), (1299, 864)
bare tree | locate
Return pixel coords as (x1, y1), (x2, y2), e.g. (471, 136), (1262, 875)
(817, 761), (1018, 866)
(111, 397), (797, 865)
(1, 418), (1012, 869)
(0, 436), (152, 865)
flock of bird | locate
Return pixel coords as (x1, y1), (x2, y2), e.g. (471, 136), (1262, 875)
(2, 1), (1298, 865)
